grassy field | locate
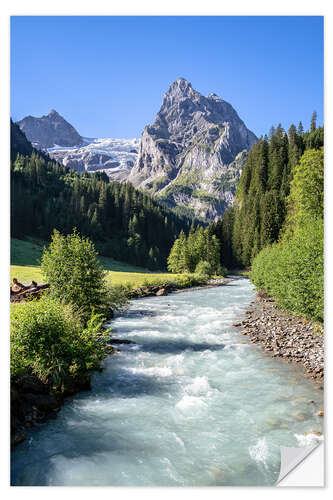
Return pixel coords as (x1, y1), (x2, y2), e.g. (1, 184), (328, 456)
(10, 238), (180, 288)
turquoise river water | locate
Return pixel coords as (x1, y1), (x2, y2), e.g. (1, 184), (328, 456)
(11, 278), (323, 486)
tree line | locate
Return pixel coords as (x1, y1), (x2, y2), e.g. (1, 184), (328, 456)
(211, 113), (324, 269)
(167, 226), (221, 275)
(10, 150), (199, 270)
(205, 112), (323, 321)
(250, 146), (323, 321)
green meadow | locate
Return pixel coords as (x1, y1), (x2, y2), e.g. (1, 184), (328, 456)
(10, 237), (181, 289)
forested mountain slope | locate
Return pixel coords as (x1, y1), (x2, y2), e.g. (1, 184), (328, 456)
(10, 152), (197, 270)
(211, 118), (324, 269)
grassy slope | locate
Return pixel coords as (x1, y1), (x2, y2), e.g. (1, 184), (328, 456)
(10, 238), (180, 288)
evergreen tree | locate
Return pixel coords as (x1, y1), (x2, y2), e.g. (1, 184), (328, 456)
(11, 152), (198, 270)
(167, 238), (183, 273)
(297, 121), (304, 136)
(216, 120), (324, 268)
(310, 111), (317, 132)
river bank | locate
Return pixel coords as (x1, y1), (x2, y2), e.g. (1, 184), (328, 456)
(10, 349), (114, 448)
(10, 276), (233, 448)
(236, 292), (324, 385)
(129, 276), (232, 299)
(11, 279), (324, 486)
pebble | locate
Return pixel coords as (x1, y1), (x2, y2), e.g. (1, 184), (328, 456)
(239, 294), (324, 383)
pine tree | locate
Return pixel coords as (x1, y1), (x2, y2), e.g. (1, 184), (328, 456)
(297, 121), (304, 136)
(167, 238), (182, 272)
(310, 111), (317, 133)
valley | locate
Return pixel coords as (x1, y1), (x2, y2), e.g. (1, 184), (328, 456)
(17, 78), (258, 220)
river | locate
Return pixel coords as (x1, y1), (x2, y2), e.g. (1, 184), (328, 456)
(11, 278), (323, 486)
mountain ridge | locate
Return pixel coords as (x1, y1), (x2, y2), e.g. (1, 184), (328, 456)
(17, 78), (258, 220)
(128, 78), (257, 219)
(18, 110), (83, 149)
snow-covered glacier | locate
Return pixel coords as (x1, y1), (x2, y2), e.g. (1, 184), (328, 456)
(47, 137), (140, 181)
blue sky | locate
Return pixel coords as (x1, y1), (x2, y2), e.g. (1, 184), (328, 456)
(10, 16), (323, 139)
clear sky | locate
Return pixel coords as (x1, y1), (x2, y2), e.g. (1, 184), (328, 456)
(10, 16), (323, 139)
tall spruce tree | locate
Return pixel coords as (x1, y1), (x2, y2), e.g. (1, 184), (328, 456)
(214, 120), (324, 269)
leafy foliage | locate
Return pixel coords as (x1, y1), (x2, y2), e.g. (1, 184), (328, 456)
(41, 229), (126, 320)
(10, 295), (108, 388)
(211, 118), (323, 269)
(251, 217), (323, 321)
(195, 260), (213, 277)
(139, 273), (209, 290)
(251, 145), (324, 321)
(168, 226), (220, 274)
(284, 148), (324, 235)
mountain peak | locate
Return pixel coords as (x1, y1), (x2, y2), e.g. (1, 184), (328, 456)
(207, 92), (222, 101)
(48, 109), (60, 118)
(18, 110), (83, 150)
(130, 79), (258, 220)
(172, 77), (192, 88)
(165, 78), (197, 101)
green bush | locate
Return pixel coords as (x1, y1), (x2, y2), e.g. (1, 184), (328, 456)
(220, 266), (228, 277)
(41, 229), (115, 320)
(251, 217), (323, 322)
(195, 260), (212, 277)
(106, 283), (130, 311)
(174, 273), (208, 288)
(10, 295), (108, 388)
(139, 273), (208, 291)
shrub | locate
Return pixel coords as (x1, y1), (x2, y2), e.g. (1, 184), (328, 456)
(251, 217), (323, 322)
(220, 266), (228, 277)
(174, 273), (208, 288)
(41, 229), (113, 320)
(195, 260), (212, 277)
(105, 283), (129, 313)
(139, 274), (208, 291)
(10, 295), (108, 388)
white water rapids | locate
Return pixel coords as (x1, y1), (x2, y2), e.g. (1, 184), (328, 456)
(11, 278), (323, 486)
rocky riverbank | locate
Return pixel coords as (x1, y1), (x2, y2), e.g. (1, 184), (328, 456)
(10, 373), (94, 448)
(11, 277), (233, 448)
(11, 339), (115, 448)
(130, 277), (233, 299)
(235, 292), (324, 384)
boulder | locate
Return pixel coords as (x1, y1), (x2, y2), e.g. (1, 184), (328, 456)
(23, 393), (60, 411)
(18, 375), (50, 394)
(11, 426), (27, 447)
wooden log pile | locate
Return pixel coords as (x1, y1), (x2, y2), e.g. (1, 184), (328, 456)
(10, 278), (49, 303)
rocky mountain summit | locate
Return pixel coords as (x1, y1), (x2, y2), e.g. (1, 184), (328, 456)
(17, 79), (257, 219)
(128, 78), (257, 219)
(17, 110), (140, 181)
(18, 109), (83, 150)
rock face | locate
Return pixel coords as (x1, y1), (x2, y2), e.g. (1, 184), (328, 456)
(128, 78), (258, 219)
(16, 80), (257, 218)
(18, 109), (83, 149)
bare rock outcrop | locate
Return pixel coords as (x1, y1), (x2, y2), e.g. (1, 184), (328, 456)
(129, 78), (257, 219)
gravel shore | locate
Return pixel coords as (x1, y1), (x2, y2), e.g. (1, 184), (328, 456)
(235, 293), (324, 385)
